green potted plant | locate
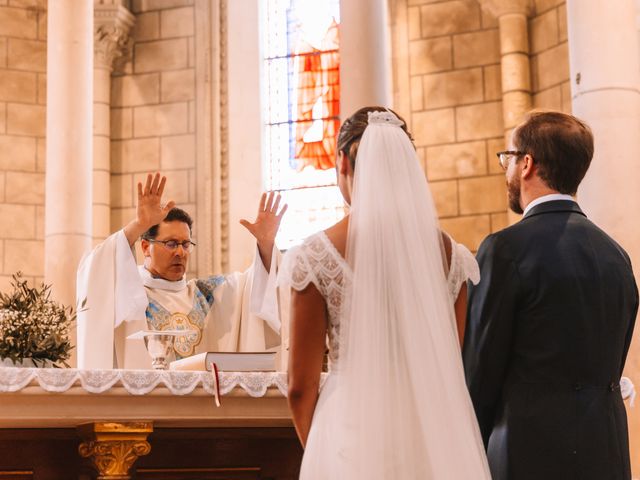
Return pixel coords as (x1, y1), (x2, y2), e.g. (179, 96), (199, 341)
(0, 273), (78, 368)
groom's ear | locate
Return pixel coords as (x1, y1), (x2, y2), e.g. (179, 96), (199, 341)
(520, 153), (535, 179)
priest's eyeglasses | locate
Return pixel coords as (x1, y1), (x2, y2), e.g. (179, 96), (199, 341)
(496, 150), (526, 171)
(146, 239), (196, 252)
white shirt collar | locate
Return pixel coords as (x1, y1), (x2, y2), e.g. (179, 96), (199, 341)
(523, 193), (576, 217)
(138, 265), (187, 292)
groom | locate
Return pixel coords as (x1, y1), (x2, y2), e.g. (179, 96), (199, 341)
(463, 111), (638, 479)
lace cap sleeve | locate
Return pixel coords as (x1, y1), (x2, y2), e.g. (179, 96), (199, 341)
(277, 244), (321, 292)
(447, 241), (480, 300)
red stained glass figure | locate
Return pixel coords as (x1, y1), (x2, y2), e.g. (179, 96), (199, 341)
(293, 19), (340, 171)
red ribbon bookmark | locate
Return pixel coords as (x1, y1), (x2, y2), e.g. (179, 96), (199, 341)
(210, 362), (221, 407)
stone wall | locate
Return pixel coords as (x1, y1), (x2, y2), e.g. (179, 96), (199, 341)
(398, 0), (506, 251)
(0, 0), (47, 290)
(530, 0), (571, 113)
(110, 0), (197, 275)
(394, 0), (570, 251)
(0, 0), (575, 290)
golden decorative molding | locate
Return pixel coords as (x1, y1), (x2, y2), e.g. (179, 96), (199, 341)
(94, 0), (135, 72)
(77, 422), (153, 479)
(137, 466), (261, 478)
(0, 471), (33, 478)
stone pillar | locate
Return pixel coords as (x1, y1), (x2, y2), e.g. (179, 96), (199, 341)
(45, 0), (94, 307)
(340, 0), (392, 117)
(93, 1), (134, 243)
(566, 0), (640, 259)
(567, 0), (640, 469)
(479, 0), (533, 224)
(637, 0), (640, 56)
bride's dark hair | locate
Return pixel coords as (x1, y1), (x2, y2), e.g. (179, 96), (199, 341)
(337, 106), (414, 169)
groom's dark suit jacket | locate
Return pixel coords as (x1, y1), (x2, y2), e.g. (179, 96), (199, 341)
(463, 200), (638, 480)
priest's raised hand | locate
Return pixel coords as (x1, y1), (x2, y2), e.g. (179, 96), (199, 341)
(240, 191), (288, 272)
(123, 172), (177, 248)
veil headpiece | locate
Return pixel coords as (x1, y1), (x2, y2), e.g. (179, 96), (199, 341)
(328, 108), (490, 478)
(367, 109), (404, 126)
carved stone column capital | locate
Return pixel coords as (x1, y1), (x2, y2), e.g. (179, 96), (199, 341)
(77, 422), (153, 480)
(478, 0), (534, 17)
(94, 0), (135, 72)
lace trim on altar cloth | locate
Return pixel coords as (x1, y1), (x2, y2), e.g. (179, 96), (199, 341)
(0, 367), (291, 397)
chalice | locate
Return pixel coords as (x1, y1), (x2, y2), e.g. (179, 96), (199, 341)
(144, 333), (177, 370)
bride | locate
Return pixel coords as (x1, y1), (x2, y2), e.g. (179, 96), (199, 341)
(279, 107), (491, 478)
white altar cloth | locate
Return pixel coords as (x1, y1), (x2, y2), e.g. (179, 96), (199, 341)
(0, 367), (299, 429)
(0, 367), (288, 397)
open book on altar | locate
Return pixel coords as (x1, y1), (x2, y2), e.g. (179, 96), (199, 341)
(169, 351), (277, 372)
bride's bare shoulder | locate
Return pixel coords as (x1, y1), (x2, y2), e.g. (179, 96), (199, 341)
(323, 216), (349, 258)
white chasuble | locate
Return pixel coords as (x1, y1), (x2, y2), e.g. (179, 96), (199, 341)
(76, 230), (281, 369)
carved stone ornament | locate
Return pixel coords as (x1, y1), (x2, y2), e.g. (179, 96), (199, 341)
(77, 422), (153, 479)
(94, 1), (135, 72)
(219, 0), (231, 272)
(478, 0), (534, 17)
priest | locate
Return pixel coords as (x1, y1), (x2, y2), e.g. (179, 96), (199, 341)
(76, 173), (287, 369)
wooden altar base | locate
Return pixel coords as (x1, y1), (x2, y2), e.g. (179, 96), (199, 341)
(0, 427), (303, 479)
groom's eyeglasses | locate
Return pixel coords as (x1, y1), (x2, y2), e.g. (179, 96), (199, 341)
(146, 239), (197, 252)
(496, 150), (526, 171)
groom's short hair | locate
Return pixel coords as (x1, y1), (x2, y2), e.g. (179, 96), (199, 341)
(513, 111), (594, 195)
(141, 207), (193, 240)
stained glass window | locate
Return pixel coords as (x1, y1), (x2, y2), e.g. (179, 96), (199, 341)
(263, 0), (345, 250)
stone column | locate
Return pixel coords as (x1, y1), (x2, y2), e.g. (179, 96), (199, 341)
(340, 0), (392, 117)
(566, 0), (640, 261)
(637, 0), (640, 56)
(567, 0), (640, 468)
(93, 1), (134, 243)
(479, 0), (533, 224)
(45, 0), (94, 307)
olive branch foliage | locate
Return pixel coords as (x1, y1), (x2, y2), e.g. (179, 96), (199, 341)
(0, 273), (85, 368)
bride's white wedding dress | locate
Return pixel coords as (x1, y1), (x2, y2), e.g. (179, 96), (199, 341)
(282, 231), (479, 372)
(281, 232), (487, 479)
(280, 110), (491, 479)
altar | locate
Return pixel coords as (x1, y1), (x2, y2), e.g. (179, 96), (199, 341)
(0, 367), (303, 479)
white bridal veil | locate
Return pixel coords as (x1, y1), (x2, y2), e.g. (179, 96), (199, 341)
(329, 110), (491, 478)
